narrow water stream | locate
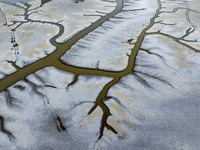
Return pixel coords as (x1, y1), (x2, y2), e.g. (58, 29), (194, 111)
(1, 0), (199, 143)
(0, 0), (123, 92)
(41, 0), (52, 6)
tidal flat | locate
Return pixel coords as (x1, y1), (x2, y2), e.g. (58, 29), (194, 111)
(0, 0), (200, 149)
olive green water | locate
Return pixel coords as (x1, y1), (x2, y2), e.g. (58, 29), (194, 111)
(0, 0), (164, 138)
(0, 0), (123, 92)
(1, 0), (199, 139)
(0, 0), (124, 138)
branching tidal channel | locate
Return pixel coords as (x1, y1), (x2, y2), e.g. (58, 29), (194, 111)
(0, 0), (199, 141)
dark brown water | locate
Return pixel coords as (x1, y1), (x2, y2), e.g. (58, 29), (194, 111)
(41, 0), (52, 6)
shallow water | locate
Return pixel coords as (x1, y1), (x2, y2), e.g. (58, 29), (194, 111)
(0, 0), (200, 149)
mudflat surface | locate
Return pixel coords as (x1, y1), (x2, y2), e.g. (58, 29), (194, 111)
(0, 0), (200, 149)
